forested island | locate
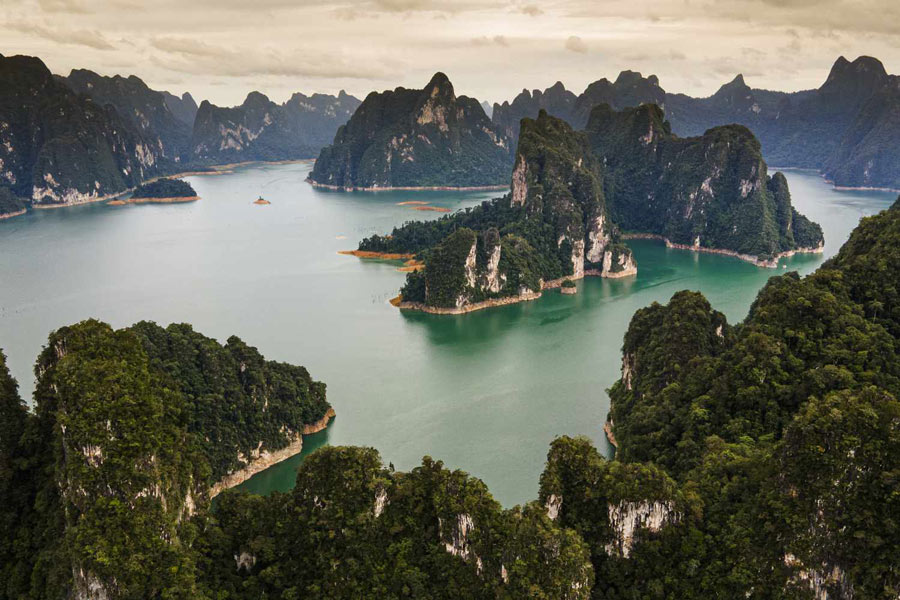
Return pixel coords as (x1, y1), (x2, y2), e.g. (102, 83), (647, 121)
(308, 73), (513, 190)
(356, 107), (822, 313)
(110, 179), (199, 205)
(1, 197), (897, 599)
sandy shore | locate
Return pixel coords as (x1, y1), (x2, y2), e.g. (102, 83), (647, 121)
(339, 249), (416, 260)
(0, 209), (27, 221)
(604, 421), (618, 449)
(412, 205), (451, 212)
(622, 233), (823, 268)
(209, 407), (335, 497)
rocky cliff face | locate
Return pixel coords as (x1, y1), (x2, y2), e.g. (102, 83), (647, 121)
(587, 103), (823, 261)
(191, 89), (360, 164)
(0, 54), (167, 207)
(62, 69), (193, 163)
(393, 111), (637, 311)
(309, 72), (512, 189)
(511, 110), (635, 277)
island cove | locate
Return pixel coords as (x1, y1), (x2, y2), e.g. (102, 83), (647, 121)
(347, 107), (823, 314)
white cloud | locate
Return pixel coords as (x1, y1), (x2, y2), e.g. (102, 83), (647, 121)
(565, 35), (588, 53)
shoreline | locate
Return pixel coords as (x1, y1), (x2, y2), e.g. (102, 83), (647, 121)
(772, 166), (900, 194)
(339, 249), (416, 260)
(109, 196), (199, 206)
(209, 407), (335, 497)
(0, 208), (27, 221)
(604, 421), (618, 449)
(621, 233), (824, 268)
(26, 159), (312, 213)
(307, 178), (508, 193)
(396, 269), (637, 315)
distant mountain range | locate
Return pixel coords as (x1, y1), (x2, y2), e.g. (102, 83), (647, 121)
(191, 90), (360, 165)
(309, 73), (512, 189)
(0, 53), (360, 217)
(494, 56), (900, 190)
(1, 52), (898, 221)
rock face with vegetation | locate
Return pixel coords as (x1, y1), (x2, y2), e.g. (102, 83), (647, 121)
(61, 69), (194, 163)
(587, 103), (824, 263)
(597, 198), (900, 599)
(309, 72), (512, 189)
(358, 107), (818, 311)
(0, 54), (167, 208)
(358, 111), (636, 311)
(0, 320), (332, 599)
(191, 90), (360, 165)
(203, 447), (594, 599)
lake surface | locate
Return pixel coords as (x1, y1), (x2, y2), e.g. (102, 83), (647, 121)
(0, 163), (894, 506)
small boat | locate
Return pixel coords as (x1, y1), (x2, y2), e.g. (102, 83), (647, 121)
(253, 196), (271, 205)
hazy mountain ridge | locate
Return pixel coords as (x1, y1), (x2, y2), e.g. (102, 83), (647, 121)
(498, 56), (900, 189)
(191, 89), (361, 164)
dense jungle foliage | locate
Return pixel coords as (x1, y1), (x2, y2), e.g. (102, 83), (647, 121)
(0, 320), (331, 599)
(0, 187), (27, 216)
(131, 178), (196, 199)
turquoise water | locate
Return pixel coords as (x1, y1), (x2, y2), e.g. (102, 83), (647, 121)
(0, 163), (894, 506)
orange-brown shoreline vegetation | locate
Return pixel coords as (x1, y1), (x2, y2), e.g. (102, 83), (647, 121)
(413, 205), (451, 212)
(397, 259), (425, 272)
(338, 249), (416, 260)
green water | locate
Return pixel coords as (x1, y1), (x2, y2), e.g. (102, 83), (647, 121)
(0, 163), (894, 506)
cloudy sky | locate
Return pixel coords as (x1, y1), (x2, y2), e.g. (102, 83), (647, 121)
(2, 0), (898, 107)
